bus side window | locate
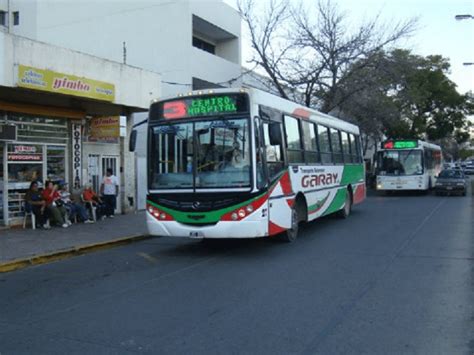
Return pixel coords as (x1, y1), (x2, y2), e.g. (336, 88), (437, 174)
(317, 125), (332, 164)
(354, 135), (362, 163)
(349, 133), (357, 163)
(341, 131), (351, 163)
(330, 128), (343, 164)
(284, 115), (304, 163)
(263, 122), (285, 180)
(302, 121), (320, 163)
(255, 118), (267, 189)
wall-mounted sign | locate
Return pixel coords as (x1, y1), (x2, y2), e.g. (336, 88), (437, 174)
(17, 65), (115, 102)
(8, 144), (42, 161)
(87, 116), (120, 143)
(72, 124), (82, 189)
(8, 154), (42, 161)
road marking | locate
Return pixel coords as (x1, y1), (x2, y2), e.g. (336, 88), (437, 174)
(137, 252), (158, 264)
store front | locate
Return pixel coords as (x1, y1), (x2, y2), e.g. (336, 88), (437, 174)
(0, 31), (161, 227)
(0, 110), (75, 225)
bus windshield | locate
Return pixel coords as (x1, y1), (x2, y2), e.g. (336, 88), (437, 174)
(377, 150), (423, 176)
(150, 118), (250, 189)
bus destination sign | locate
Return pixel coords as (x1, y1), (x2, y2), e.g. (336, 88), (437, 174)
(154, 94), (248, 120)
(382, 140), (418, 149)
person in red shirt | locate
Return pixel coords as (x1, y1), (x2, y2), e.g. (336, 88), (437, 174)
(42, 181), (69, 228)
(82, 184), (105, 220)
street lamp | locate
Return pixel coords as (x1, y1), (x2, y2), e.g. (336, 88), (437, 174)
(455, 14), (473, 20)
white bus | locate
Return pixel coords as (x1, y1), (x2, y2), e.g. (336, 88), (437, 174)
(376, 139), (442, 192)
(139, 88), (365, 242)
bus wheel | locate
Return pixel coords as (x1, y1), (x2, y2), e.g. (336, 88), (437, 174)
(281, 207), (299, 242)
(338, 189), (352, 219)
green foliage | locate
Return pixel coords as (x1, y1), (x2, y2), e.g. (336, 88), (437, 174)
(341, 49), (473, 144)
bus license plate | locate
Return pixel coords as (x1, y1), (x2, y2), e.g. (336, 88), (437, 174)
(189, 231), (204, 238)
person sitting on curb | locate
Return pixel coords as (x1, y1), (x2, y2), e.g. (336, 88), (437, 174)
(42, 180), (70, 228)
(82, 184), (106, 220)
(59, 182), (94, 224)
(24, 181), (50, 229)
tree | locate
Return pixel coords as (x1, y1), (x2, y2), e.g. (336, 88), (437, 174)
(238, 0), (418, 113)
(339, 49), (473, 152)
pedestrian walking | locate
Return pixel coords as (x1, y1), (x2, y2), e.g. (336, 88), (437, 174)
(100, 168), (119, 218)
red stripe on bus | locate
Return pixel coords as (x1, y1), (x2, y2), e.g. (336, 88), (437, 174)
(353, 184), (366, 204)
(292, 108), (311, 119)
(279, 171), (293, 195)
(269, 221), (286, 236)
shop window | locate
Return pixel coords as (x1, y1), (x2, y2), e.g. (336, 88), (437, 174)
(7, 114), (68, 144)
(284, 115), (304, 163)
(13, 11), (19, 25)
(330, 128), (343, 164)
(317, 125), (332, 164)
(47, 146), (66, 182)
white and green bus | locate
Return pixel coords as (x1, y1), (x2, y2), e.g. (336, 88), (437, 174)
(376, 139), (442, 192)
(141, 88), (365, 242)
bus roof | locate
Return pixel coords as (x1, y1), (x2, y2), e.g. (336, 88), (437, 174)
(152, 87), (360, 135)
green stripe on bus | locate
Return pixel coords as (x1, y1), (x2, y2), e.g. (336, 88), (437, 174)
(147, 191), (267, 224)
(146, 173), (284, 224)
(308, 193), (330, 213)
(340, 164), (364, 185)
(322, 188), (346, 216)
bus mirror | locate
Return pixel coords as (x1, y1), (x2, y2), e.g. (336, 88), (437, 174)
(269, 123), (282, 145)
(129, 129), (137, 152)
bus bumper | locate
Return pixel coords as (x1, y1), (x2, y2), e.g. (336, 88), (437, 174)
(146, 212), (268, 239)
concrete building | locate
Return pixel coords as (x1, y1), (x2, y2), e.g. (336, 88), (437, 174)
(0, 31), (161, 226)
(0, 0), (242, 208)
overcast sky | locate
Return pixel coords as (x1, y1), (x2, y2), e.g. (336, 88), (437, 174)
(226, 0), (474, 95)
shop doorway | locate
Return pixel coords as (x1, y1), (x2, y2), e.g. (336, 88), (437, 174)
(87, 154), (121, 213)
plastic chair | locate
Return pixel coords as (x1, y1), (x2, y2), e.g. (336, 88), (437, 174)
(81, 195), (97, 221)
(23, 202), (36, 230)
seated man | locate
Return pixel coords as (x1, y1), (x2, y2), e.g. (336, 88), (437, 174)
(24, 181), (50, 229)
(59, 182), (94, 224)
(82, 184), (106, 220)
(42, 181), (70, 228)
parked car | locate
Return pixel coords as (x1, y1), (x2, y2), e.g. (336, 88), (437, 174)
(464, 163), (474, 175)
(434, 169), (468, 196)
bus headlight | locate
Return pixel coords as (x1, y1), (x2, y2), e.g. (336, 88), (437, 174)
(238, 209), (246, 218)
(231, 212), (238, 221)
(246, 205), (254, 213)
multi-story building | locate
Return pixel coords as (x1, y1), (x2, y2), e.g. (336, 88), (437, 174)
(1, 0), (242, 208)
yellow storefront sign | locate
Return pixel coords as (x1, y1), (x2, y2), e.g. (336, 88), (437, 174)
(17, 65), (115, 102)
(90, 116), (120, 138)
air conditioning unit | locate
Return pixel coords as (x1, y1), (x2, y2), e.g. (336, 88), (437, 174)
(0, 123), (17, 141)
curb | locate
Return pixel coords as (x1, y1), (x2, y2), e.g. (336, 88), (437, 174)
(0, 234), (151, 273)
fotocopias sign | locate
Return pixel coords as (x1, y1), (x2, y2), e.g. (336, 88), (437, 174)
(17, 65), (115, 102)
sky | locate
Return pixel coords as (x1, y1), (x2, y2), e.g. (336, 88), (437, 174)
(226, 0), (474, 95)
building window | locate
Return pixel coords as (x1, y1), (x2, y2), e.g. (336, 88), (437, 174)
(13, 11), (19, 26)
(193, 36), (215, 54)
(0, 11), (7, 26)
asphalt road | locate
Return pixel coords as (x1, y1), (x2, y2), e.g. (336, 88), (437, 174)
(1, 189), (473, 354)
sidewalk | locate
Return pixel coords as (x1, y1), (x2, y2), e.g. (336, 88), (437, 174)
(0, 211), (149, 272)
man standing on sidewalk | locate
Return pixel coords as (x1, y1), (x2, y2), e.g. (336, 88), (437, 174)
(100, 168), (119, 218)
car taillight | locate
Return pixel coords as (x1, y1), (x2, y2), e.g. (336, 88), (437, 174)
(147, 204), (173, 221)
